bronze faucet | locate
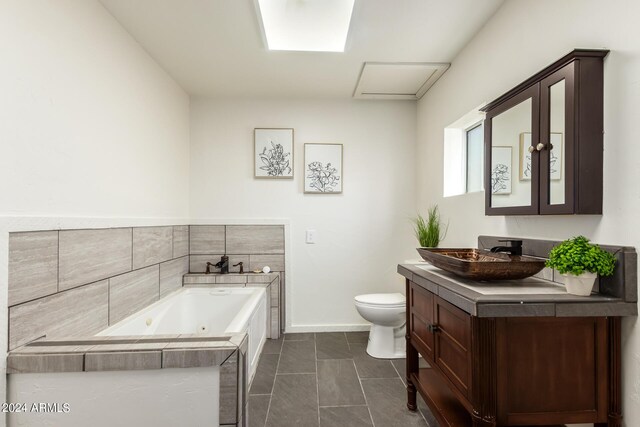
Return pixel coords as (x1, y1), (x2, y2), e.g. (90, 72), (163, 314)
(205, 255), (230, 274)
(490, 239), (523, 256)
(233, 262), (244, 274)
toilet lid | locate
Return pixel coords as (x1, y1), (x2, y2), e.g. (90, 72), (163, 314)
(355, 293), (405, 306)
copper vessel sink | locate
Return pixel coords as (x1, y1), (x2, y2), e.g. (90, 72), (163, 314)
(416, 248), (546, 281)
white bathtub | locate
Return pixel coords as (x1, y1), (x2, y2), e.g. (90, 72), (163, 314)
(8, 287), (267, 427)
(99, 286), (268, 382)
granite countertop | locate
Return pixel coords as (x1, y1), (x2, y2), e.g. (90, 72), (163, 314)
(7, 333), (246, 374)
(399, 263), (638, 317)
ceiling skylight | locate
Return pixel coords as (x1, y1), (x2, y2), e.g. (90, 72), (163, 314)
(257, 0), (355, 52)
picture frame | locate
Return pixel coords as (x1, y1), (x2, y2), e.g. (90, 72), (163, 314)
(254, 128), (294, 179)
(304, 143), (343, 194)
(519, 132), (563, 181)
(490, 146), (512, 195)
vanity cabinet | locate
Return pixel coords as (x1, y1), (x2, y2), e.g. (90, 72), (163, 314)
(481, 49), (608, 215)
(406, 279), (621, 426)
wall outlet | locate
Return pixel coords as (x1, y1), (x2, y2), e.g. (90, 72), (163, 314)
(306, 229), (317, 244)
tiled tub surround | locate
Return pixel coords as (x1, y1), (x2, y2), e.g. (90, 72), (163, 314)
(8, 226), (190, 350)
(8, 224), (286, 350)
(184, 272), (281, 339)
(7, 334), (248, 427)
(189, 225), (286, 331)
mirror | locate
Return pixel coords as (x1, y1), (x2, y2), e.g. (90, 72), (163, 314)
(490, 98), (532, 208)
(548, 79), (565, 205)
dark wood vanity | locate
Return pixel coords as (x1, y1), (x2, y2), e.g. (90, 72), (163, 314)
(400, 236), (637, 427)
(482, 49), (608, 215)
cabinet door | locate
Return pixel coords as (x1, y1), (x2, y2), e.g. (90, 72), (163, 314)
(484, 84), (540, 215)
(433, 296), (472, 399)
(409, 283), (435, 362)
(539, 62), (575, 214)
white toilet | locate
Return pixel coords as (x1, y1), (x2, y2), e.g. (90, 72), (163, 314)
(354, 293), (406, 359)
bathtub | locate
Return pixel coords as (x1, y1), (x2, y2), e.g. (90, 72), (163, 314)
(7, 287), (267, 427)
(99, 286), (268, 382)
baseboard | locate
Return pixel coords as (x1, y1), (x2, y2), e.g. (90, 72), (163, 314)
(285, 324), (371, 333)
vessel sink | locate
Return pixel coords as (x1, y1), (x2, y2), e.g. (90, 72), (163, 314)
(416, 248), (546, 281)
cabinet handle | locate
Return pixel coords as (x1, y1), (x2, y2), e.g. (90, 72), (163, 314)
(427, 324), (440, 333)
(528, 145), (535, 153)
(536, 143), (546, 151)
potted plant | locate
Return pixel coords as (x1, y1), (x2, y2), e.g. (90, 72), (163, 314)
(413, 205), (448, 248)
(545, 236), (616, 296)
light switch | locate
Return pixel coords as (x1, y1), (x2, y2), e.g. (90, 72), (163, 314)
(306, 229), (317, 244)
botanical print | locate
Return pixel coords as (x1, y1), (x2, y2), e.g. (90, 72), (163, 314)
(304, 143), (343, 193)
(254, 128), (294, 178)
(306, 161), (340, 192)
(491, 146), (512, 195)
(259, 142), (291, 176)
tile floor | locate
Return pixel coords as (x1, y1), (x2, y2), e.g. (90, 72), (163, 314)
(248, 332), (438, 427)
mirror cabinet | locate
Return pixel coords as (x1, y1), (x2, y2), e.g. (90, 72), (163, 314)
(481, 49), (608, 215)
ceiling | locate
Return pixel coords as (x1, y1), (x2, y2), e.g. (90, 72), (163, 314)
(99, 0), (504, 98)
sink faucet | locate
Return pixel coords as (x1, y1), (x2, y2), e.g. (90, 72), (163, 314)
(490, 239), (523, 256)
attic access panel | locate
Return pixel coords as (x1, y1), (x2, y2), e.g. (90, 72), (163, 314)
(353, 62), (450, 100)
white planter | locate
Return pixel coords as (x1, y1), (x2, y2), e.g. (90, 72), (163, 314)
(561, 272), (598, 296)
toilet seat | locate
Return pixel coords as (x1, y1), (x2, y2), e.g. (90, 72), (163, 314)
(354, 293), (405, 308)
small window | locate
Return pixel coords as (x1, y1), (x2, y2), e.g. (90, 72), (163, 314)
(443, 105), (485, 197)
(465, 124), (484, 193)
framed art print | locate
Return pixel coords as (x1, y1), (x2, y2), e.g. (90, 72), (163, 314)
(254, 128), (294, 179)
(304, 143), (343, 193)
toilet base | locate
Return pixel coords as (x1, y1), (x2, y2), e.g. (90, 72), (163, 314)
(365, 323), (406, 359)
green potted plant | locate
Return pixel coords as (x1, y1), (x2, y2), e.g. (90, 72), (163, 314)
(413, 205), (448, 248)
(545, 236), (616, 296)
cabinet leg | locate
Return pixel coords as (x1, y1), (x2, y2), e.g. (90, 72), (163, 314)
(405, 279), (418, 412)
(406, 379), (417, 411)
(406, 334), (418, 411)
(607, 317), (622, 427)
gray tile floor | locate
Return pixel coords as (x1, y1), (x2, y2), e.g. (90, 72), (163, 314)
(248, 332), (438, 427)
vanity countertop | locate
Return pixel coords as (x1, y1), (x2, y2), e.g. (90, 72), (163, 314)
(398, 263), (638, 317)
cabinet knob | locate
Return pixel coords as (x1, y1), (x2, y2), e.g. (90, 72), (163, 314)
(427, 324), (440, 333)
(528, 145), (535, 153)
(536, 143), (546, 151)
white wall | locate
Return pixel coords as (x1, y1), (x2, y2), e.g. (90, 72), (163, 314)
(190, 98), (417, 330)
(417, 0), (640, 424)
(0, 0), (191, 420)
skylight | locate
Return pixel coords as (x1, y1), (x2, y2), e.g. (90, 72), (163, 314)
(257, 0), (355, 52)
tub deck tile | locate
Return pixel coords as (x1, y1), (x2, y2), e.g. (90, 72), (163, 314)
(7, 353), (84, 374)
(85, 350), (162, 371)
(162, 347), (235, 368)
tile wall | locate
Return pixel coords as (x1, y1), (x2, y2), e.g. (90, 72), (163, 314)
(8, 226), (189, 350)
(7, 224), (287, 352)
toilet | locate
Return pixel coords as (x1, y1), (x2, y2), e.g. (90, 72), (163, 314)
(354, 293), (406, 359)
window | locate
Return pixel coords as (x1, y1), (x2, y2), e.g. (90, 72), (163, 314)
(443, 105), (485, 197)
(465, 124), (484, 193)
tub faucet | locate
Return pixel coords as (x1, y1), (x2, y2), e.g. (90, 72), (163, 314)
(490, 239), (523, 256)
(215, 255), (230, 274)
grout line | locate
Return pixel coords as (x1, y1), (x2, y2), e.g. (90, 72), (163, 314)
(262, 341), (282, 426)
(57, 230), (60, 292)
(318, 404), (369, 408)
(349, 335), (377, 427)
(314, 333), (321, 427)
